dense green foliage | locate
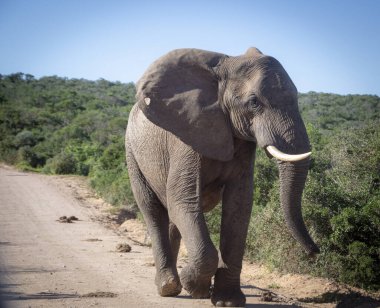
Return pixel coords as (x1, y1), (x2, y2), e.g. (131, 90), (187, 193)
(1, 73), (379, 290)
(0, 73), (136, 208)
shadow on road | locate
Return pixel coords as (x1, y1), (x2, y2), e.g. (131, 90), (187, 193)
(1, 290), (79, 301)
(242, 283), (380, 308)
(298, 290), (380, 308)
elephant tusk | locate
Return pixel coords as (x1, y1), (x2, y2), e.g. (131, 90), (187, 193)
(266, 145), (311, 162)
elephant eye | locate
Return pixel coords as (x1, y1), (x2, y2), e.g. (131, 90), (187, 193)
(249, 96), (258, 106)
(247, 95), (261, 112)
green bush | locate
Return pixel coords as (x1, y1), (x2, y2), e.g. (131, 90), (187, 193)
(14, 130), (37, 148)
(44, 151), (77, 174)
(98, 137), (125, 170)
(205, 203), (222, 245)
(340, 241), (379, 289)
(90, 163), (135, 208)
(16, 146), (45, 168)
(253, 148), (277, 208)
(0, 147), (17, 164)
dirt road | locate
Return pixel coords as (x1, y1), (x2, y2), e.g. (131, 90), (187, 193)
(0, 166), (298, 308)
(1, 166), (378, 308)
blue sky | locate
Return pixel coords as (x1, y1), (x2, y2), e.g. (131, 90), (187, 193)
(0, 0), (379, 95)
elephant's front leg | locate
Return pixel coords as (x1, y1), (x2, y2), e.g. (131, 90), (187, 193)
(167, 152), (218, 299)
(211, 162), (254, 307)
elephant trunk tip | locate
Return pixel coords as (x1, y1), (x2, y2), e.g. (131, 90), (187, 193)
(305, 244), (320, 259)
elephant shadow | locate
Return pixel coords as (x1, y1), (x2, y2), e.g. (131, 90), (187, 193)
(175, 285), (300, 307)
(241, 284), (302, 307)
(241, 284), (380, 308)
(297, 290), (380, 308)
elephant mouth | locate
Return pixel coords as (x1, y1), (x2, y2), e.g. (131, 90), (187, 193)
(265, 145), (311, 162)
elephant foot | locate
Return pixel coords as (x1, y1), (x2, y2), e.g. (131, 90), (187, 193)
(155, 270), (182, 297)
(212, 268), (245, 307)
(211, 286), (246, 307)
(179, 265), (212, 298)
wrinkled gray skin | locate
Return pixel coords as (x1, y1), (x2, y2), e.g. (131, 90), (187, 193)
(125, 48), (319, 307)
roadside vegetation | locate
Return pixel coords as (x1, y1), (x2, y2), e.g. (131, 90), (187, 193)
(0, 73), (136, 209)
(1, 73), (379, 290)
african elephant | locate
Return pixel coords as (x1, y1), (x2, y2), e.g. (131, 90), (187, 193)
(125, 47), (319, 307)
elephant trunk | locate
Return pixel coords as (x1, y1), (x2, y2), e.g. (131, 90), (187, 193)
(277, 159), (320, 257)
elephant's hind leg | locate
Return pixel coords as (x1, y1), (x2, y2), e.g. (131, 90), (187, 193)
(126, 150), (182, 297)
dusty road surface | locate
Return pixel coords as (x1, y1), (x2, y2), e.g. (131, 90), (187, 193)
(1, 166), (379, 308)
(0, 166), (298, 308)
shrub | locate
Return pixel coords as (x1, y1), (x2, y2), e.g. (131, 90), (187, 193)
(44, 151), (77, 174)
(98, 138), (125, 170)
(339, 241), (379, 290)
(253, 148), (278, 208)
(89, 163), (135, 208)
(14, 130), (37, 148)
(205, 203), (222, 245)
(16, 146), (45, 168)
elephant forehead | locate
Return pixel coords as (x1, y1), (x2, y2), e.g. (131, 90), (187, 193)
(259, 71), (297, 104)
(225, 56), (297, 97)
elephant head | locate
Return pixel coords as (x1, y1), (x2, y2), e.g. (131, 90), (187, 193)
(137, 48), (319, 256)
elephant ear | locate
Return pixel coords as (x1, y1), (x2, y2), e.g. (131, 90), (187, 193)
(136, 49), (234, 161)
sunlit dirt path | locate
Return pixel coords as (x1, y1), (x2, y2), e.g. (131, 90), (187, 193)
(0, 166), (307, 307)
